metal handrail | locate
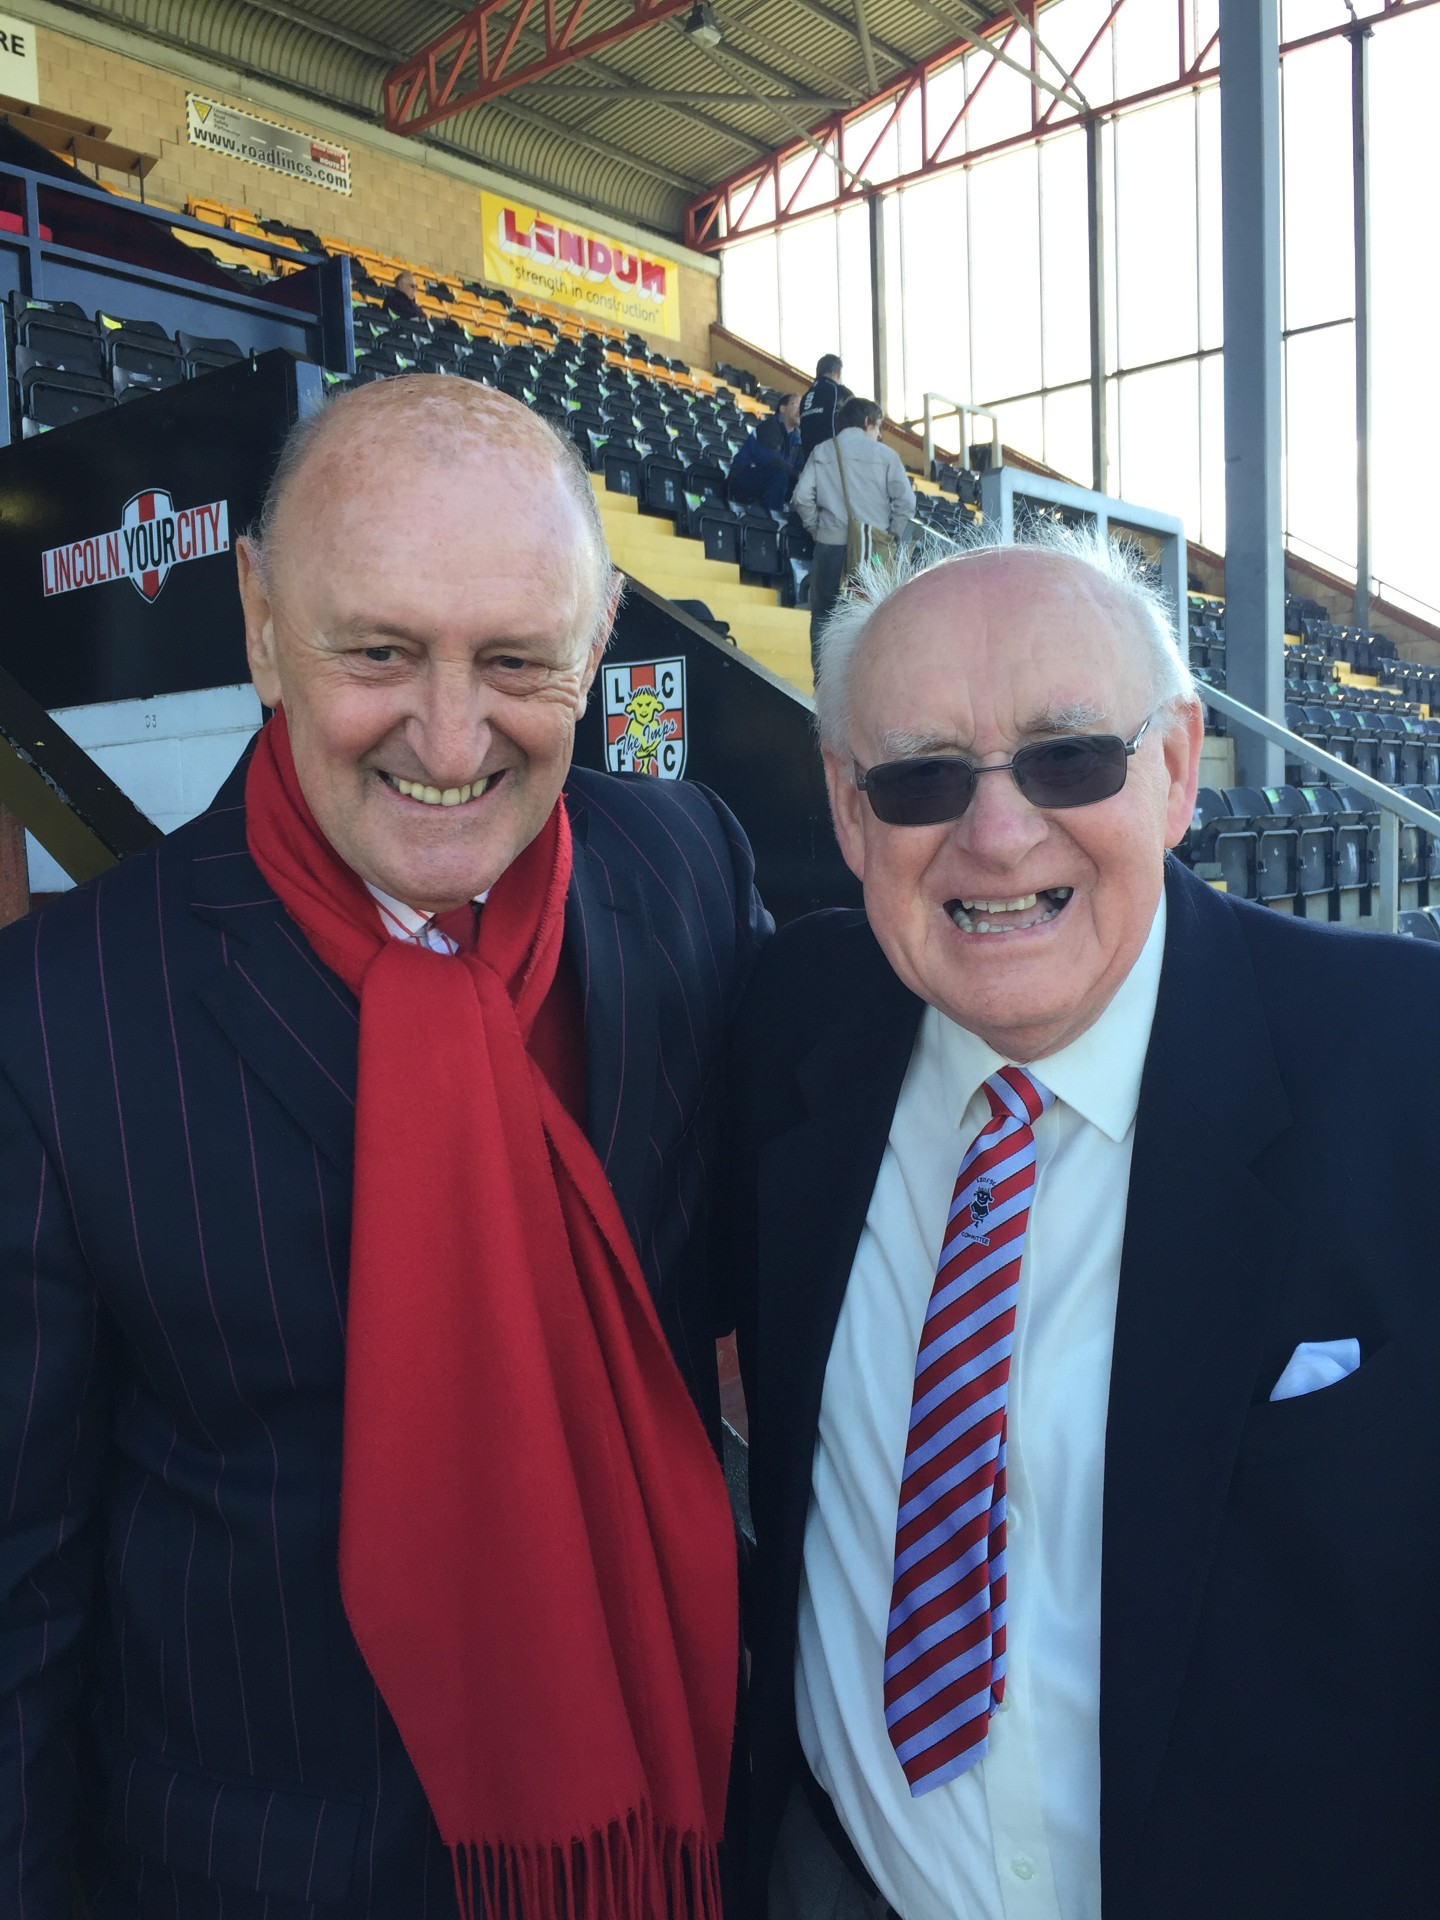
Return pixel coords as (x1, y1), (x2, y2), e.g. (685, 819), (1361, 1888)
(922, 392), (1001, 477)
(1199, 680), (1440, 934)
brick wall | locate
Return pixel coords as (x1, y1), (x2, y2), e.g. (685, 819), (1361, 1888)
(29, 19), (720, 368)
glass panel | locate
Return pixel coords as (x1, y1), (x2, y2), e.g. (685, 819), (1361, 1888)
(896, 85), (925, 177)
(968, 147), (1042, 403)
(1190, 0), (1219, 68)
(1282, 38), (1354, 330)
(1041, 0), (1119, 92)
(1282, 0), (1349, 39)
(779, 146), (838, 220)
(926, 57), (969, 167)
(896, 173), (970, 427)
(1369, 3), (1440, 612)
(1044, 385), (1093, 487)
(1112, 95), (1199, 369)
(777, 214), (840, 381)
(880, 194), (907, 420)
(1113, 0), (1179, 98)
(1284, 323), (1356, 573)
(1195, 84), (1223, 351)
(719, 232), (778, 349)
(836, 204), (875, 400)
(847, 100), (901, 186)
(1001, 394), (1044, 466)
(1198, 351), (1226, 556)
(964, 34), (1033, 151)
(1039, 129), (1090, 388)
(1116, 360), (1201, 538)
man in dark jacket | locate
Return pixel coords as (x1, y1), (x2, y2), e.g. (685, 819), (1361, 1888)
(799, 355), (851, 460)
(730, 394), (802, 512)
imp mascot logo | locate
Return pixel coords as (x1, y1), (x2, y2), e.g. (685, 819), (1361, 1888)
(603, 658), (687, 778)
(963, 1177), (996, 1246)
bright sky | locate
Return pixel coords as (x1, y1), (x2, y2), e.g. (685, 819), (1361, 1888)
(720, 0), (1440, 623)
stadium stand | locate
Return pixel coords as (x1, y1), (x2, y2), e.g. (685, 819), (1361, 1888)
(8, 161), (1438, 932)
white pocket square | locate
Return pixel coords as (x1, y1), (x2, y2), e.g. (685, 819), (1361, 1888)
(1269, 1337), (1362, 1402)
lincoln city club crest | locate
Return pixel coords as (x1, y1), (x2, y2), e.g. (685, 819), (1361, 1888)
(603, 657), (687, 778)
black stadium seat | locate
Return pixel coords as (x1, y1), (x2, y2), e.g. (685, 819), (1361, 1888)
(177, 330), (245, 377)
(16, 355), (113, 433)
(11, 299), (105, 378)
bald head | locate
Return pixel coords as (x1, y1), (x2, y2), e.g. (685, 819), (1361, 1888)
(248, 375), (613, 635)
(815, 534), (1194, 756)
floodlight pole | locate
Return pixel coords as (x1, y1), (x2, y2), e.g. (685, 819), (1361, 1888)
(1219, 0), (1284, 788)
(1350, 11), (1373, 631)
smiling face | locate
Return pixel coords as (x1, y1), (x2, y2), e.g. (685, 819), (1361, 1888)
(239, 418), (611, 914)
(824, 550), (1203, 1062)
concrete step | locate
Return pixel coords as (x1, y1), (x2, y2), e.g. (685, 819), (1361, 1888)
(625, 571), (777, 609)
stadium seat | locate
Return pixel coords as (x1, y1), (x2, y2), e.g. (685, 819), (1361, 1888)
(1398, 910), (1440, 941)
(639, 450), (686, 517)
(17, 355), (113, 433)
(99, 313), (184, 388)
(738, 507), (785, 579)
(696, 499), (742, 566)
(10, 297), (106, 378)
(177, 330), (245, 377)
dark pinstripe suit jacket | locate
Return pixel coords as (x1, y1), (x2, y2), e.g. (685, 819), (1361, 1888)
(0, 754), (768, 1920)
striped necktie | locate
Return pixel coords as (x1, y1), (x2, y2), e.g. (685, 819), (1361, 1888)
(883, 1064), (1054, 1796)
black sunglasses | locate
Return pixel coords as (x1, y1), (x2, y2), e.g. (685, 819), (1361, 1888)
(855, 717), (1154, 826)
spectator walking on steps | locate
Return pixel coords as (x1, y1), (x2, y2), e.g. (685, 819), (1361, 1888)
(793, 397), (916, 675)
(799, 355), (851, 460)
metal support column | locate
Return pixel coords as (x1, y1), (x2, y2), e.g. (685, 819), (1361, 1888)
(869, 191), (888, 417)
(1086, 117), (1108, 497)
(1351, 13), (1373, 630)
(1219, 0), (1284, 787)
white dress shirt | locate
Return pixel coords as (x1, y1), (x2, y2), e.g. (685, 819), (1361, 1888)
(365, 882), (485, 953)
(796, 896), (1167, 1920)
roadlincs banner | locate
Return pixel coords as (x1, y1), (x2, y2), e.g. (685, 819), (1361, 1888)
(479, 191), (681, 340)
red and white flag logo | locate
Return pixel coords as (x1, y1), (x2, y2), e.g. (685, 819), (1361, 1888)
(41, 489), (230, 603)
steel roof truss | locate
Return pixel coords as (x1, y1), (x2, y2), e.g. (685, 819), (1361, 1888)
(383, 0), (699, 132)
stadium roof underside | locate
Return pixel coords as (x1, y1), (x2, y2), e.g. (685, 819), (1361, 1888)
(51, 0), (1028, 237)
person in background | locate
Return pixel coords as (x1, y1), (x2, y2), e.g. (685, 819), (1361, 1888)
(799, 355), (850, 460)
(792, 398), (916, 673)
(0, 375), (768, 1919)
(730, 394), (804, 513)
(384, 267), (424, 321)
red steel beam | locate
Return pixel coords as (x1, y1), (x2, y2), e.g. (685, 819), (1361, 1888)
(384, 0), (697, 134)
(683, 0), (1435, 253)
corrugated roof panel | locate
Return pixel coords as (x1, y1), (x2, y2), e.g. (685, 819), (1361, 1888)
(53, 0), (1015, 236)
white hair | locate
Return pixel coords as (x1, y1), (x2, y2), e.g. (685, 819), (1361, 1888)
(811, 522), (1198, 753)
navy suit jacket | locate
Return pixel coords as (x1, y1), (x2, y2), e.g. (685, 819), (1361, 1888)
(729, 859), (1440, 1920)
(0, 755), (768, 1920)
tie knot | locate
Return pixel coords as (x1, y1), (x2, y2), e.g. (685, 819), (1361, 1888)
(983, 1065), (1053, 1127)
(429, 902), (480, 954)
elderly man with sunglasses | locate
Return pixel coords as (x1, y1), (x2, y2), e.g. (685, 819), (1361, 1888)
(727, 533), (1440, 1920)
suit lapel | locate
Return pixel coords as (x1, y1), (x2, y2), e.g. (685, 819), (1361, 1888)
(758, 929), (923, 1601)
(563, 786), (658, 1248)
(1100, 863), (1295, 1890)
(185, 794), (359, 1177)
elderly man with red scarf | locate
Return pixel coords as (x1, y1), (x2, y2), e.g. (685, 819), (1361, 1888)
(0, 377), (767, 1919)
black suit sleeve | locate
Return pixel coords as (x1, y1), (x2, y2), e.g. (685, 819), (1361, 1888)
(0, 1064), (109, 1919)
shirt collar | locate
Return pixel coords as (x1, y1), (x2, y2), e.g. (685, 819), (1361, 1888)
(365, 881), (488, 948)
(936, 890), (1168, 1144)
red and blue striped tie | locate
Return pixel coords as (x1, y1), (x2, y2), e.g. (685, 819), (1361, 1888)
(884, 1065), (1054, 1795)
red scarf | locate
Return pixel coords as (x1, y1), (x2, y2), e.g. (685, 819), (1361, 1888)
(246, 713), (737, 1920)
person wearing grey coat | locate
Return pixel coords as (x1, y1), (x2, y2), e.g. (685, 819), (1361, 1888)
(793, 399), (917, 672)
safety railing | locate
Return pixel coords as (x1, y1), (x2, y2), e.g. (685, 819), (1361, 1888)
(1200, 680), (1440, 934)
(922, 392), (1001, 478)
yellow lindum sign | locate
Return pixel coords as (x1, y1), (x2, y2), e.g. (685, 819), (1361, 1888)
(480, 191), (680, 341)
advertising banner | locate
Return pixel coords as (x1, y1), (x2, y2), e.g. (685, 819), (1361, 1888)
(480, 189), (681, 340)
(0, 11), (38, 105)
(186, 94), (351, 195)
